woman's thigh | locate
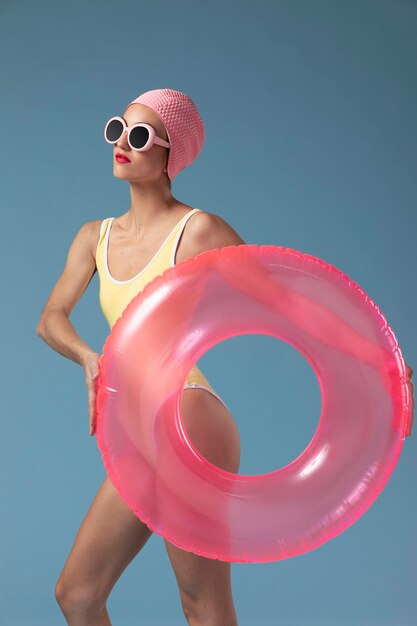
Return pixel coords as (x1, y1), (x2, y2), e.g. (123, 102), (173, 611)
(180, 387), (241, 472)
(56, 474), (153, 603)
(164, 387), (240, 605)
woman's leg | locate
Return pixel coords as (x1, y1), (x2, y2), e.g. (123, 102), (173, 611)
(55, 475), (153, 626)
(164, 387), (241, 626)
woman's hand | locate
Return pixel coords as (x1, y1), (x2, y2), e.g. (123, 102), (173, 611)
(405, 363), (414, 437)
(83, 352), (102, 436)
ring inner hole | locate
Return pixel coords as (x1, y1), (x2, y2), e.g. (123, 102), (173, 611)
(180, 334), (322, 476)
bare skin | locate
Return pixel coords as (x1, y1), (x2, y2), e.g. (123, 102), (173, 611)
(37, 102), (246, 625)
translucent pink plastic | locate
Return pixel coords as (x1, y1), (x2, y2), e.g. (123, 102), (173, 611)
(95, 245), (413, 563)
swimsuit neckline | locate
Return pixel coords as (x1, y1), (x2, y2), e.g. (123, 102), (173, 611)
(104, 208), (200, 285)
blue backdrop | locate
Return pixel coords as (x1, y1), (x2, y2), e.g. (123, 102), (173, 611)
(1, 1), (416, 624)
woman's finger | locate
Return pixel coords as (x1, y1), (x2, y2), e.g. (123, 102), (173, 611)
(83, 352), (101, 437)
(87, 375), (98, 436)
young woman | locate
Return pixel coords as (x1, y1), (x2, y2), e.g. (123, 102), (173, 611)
(37, 88), (246, 626)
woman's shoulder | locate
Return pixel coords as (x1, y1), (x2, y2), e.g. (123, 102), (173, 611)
(175, 208), (247, 264)
(186, 209), (246, 245)
(77, 217), (111, 263)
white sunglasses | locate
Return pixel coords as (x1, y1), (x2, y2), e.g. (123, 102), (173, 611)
(104, 116), (170, 152)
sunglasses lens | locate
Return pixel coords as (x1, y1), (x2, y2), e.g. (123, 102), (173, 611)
(129, 125), (150, 150)
(105, 119), (124, 142)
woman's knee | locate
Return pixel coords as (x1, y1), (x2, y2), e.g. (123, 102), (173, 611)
(55, 574), (106, 618)
(179, 588), (238, 626)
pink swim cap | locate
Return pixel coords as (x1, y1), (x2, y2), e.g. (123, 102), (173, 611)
(126, 88), (205, 181)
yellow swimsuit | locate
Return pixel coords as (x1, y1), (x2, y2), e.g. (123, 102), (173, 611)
(95, 207), (229, 410)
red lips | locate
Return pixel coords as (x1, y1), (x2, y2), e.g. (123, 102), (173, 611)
(115, 153), (131, 163)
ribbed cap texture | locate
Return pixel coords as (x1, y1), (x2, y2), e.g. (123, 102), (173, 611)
(126, 88), (205, 180)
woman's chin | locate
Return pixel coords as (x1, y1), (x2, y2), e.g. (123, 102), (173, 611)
(113, 170), (133, 181)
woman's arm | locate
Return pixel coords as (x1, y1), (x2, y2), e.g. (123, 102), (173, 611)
(36, 220), (99, 367)
(180, 213), (378, 363)
(37, 220), (103, 436)
(179, 212), (383, 367)
(178, 212), (414, 435)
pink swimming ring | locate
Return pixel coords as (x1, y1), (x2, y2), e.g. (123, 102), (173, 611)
(95, 245), (413, 563)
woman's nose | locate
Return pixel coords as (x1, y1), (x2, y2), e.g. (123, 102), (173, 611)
(116, 130), (130, 150)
